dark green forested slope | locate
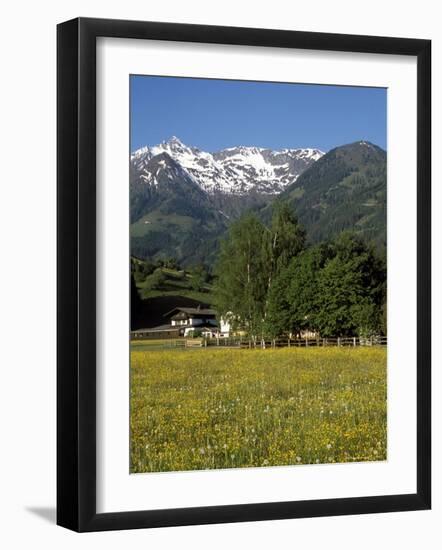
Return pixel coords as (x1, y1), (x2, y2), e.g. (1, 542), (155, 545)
(272, 141), (386, 248)
(130, 153), (228, 266)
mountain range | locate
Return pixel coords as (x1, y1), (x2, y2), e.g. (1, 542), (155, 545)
(130, 137), (386, 266)
(131, 136), (324, 195)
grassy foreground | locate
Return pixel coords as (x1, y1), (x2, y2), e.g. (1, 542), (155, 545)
(130, 347), (387, 473)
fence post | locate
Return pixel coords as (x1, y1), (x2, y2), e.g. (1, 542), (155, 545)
(353, 337), (356, 347)
(305, 338), (308, 347)
(338, 337), (341, 347)
(288, 338), (290, 348)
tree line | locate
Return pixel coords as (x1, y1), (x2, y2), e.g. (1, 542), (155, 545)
(213, 201), (386, 340)
(131, 256), (211, 296)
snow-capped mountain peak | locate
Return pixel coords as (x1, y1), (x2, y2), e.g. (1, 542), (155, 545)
(131, 137), (324, 195)
(166, 135), (182, 145)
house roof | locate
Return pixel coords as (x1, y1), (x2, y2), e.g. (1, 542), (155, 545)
(163, 307), (217, 318)
(132, 324), (180, 333)
(132, 322), (219, 334)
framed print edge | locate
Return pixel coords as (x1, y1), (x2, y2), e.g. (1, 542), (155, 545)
(416, 37), (431, 511)
(57, 18), (80, 531)
(57, 17), (431, 532)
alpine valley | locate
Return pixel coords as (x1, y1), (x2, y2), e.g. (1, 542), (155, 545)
(130, 136), (386, 266)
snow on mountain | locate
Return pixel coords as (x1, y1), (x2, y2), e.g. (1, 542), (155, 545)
(131, 136), (324, 196)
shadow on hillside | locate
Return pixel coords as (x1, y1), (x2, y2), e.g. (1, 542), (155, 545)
(131, 295), (210, 330)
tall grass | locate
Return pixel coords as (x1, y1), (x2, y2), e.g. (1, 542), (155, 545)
(130, 347), (386, 473)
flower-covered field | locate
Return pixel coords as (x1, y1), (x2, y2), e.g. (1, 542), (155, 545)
(130, 347), (387, 473)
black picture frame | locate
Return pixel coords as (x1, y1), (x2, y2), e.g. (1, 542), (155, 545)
(57, 17), (431, 532)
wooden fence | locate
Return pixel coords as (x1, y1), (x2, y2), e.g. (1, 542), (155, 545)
(219, 336), (387, 349)
(133, 336), (387, 350)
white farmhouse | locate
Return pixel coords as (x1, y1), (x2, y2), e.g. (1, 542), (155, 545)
(167, 306), (218, 337)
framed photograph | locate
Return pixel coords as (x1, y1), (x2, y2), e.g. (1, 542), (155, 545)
(57, 17), (431, 532)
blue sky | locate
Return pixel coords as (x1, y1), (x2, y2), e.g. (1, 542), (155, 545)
(130, 75), (386, 153)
